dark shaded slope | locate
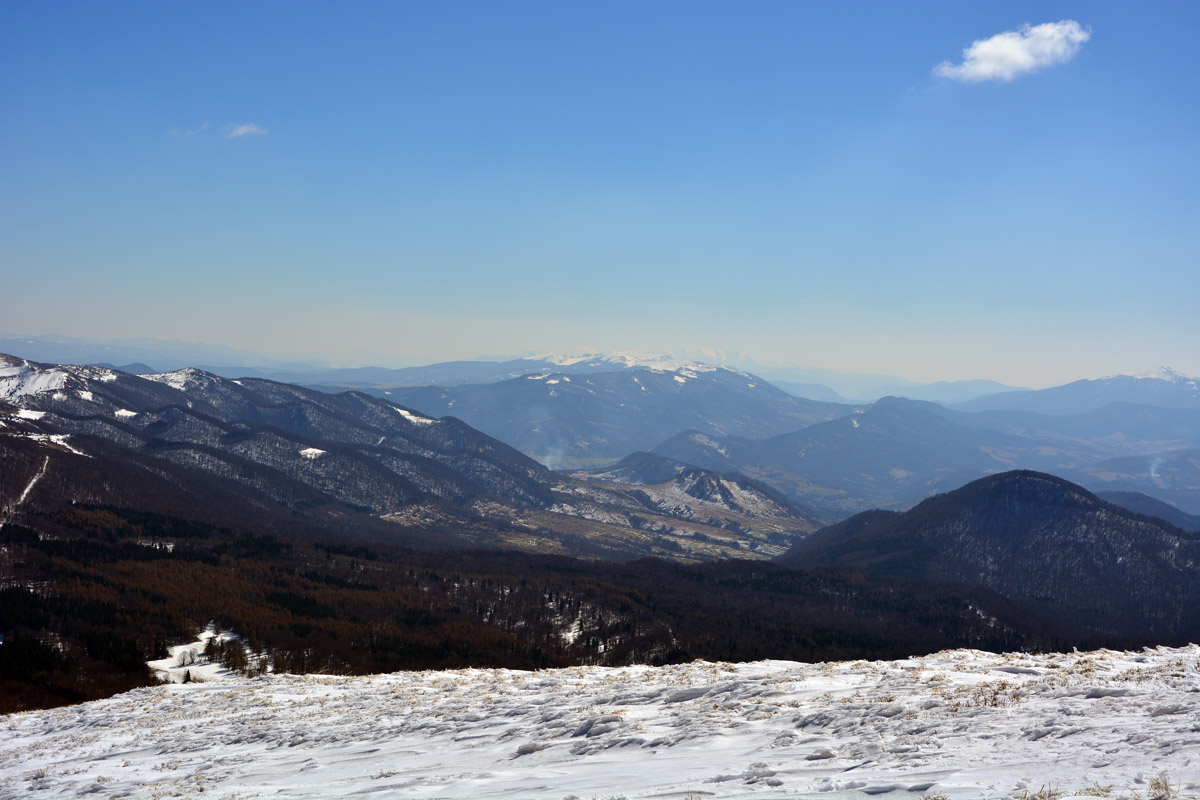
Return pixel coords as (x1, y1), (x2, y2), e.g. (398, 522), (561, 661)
(780, 471), (1200, 639)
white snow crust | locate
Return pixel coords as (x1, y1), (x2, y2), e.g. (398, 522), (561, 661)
(3, 645), (1197, 799)
(299, 447), (327, 460)
(15, 409), (46, 420)
(114, 408), (138, 418)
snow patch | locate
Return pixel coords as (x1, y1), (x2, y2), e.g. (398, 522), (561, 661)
(692, 433), (728, 456)
(78, 390), (93, 401)
(147, 625), (263, 684)
(395, 406), (435, 425)
(18, 433), (88, 457)
(299, 447), (326, 460)
(16, 409), (45, 420)
(114, 408), (138, 418)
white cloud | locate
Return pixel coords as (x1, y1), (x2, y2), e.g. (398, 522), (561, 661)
(226, 122), (268, 139)
(935, 20), (1090, 83)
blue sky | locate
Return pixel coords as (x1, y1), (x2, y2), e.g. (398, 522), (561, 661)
(1, 1), (1196, 385)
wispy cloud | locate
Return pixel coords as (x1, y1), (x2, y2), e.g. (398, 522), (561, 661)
(935, 20), (1090, 83)
(168, 122), (211, 137)
(226, 122), (268, 139)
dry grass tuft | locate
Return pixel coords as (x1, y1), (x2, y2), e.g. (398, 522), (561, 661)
(1148, 774), (1176, 799)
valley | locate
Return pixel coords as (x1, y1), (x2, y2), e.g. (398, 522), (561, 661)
(2, 350), (1198, 798)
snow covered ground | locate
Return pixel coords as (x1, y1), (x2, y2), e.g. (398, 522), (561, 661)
(2, 645), (1198, 799)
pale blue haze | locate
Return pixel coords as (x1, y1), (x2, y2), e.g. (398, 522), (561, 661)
(1, 1), (1196, 385)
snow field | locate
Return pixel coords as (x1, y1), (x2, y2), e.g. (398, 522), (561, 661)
(1, 645), (1198, 799)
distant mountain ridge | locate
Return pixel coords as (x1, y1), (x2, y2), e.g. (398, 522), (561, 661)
(651, 394), (1200, 516)
(957, 366), (1200, 414)
(217, 353), (759, 389)
(7, 335), (1195, 411)
(1097, 490), (1200, 533)
(383, 364), (850, 466)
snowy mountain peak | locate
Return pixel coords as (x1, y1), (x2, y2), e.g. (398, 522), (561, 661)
(1125, 366), (1192, 382)
(523, 351), (726, 375)
(0, 355), (68, 402)
(143, 367), (222, 392)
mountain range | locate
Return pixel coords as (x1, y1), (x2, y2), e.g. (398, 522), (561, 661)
(0, 354), (821, 563)
(5, 351), (1200, 716)
(652, 394), (1200, 516)
(955, 366), (1200, 414)
(382, 362), (849, 467)
(316, 356), (1200, 517)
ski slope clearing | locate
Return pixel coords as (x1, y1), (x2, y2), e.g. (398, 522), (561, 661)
(2, 646), (1198, 799)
